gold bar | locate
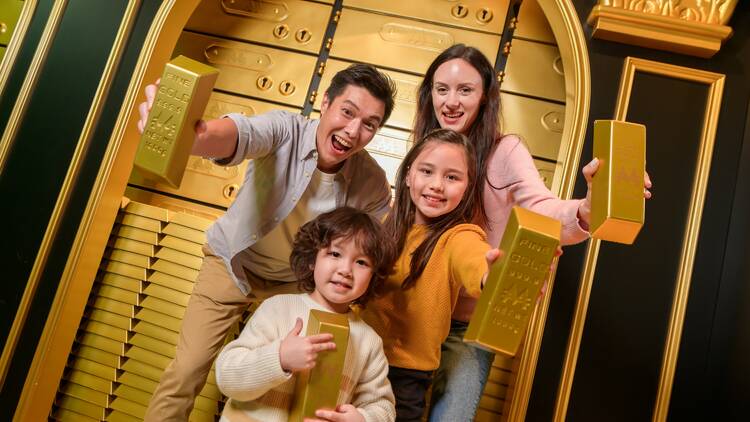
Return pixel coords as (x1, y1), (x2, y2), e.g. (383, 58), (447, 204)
(88, 308), (133, 331)
(117, 213), (164, 233)
(73, 345), (122, 370)
(109, 237), (157, 257)
(155, 246), (203, 270)
(139, 296), (186, 321)
(135, 307), (183, 333)
(190, 406), (218, 422)
(169, 211), (212, 231)
(464, 206), (561, 356)
(152, 258), (199, 282)
(590, 120), (646, 244)
(199, 376), (223, 402)
(133, 320), (179, 346)
(163, 222), (206, 244)
(135, 55), (219, 187)
(121, 357), (164, 383)
(51, 407), (100, 422)
(95, 283), (142, 306)
(61, 381), (110, 408)
(64, 369), (114, 395)
(101, 260), (149, 281)
(143, 282), (191, 307)
(117, 371), (158, 395)
(99, 272), (144, 294)
(289, 310), (349, 421)
(194, 394), (219, 415)
(125, 345), (172, 371)
(114, 224), (160, 245)
(106, 409), (142, 422)
(106, 248), (153, 269)
(159, 235), (204, 257)
(55, 395), (106, 420)
(122, 199), (170, 222)
(113, 383), (151, 407)
(69, 357), (118, 381)
(130, 332), (176, 359)
(87, 296), (136, 318)
(82, 319), (131, 344)
(147, 270), (194, 295)
(110, 396), (147, 419)
(77, 332), (126, 357)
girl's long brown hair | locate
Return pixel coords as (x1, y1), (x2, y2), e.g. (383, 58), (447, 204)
(413, 44), (501, 229)
(384, 129), (478, 289)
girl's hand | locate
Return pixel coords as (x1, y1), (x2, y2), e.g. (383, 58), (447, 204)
(279, 318), (336, 372)
(480, 248), (504, 288)
(304, 405), (365, 422)
(578, 158), (653, 228)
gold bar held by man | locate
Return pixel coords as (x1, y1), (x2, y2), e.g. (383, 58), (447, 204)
(590, 119), (646, 244)
(289, 310), (349, 422)
(464, 206), (560, 356)
(134, 55), (219, 187)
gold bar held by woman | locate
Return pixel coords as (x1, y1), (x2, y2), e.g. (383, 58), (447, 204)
(464, 206), (560, 356)
(134, 55), (218, 187)
(590, 119), (646, 244)
(289, 310), (349, 422)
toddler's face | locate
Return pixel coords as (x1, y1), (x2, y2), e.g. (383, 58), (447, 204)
(310, 236), (373, 313)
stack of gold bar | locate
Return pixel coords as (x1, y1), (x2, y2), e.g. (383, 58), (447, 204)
(51, 199), (225, 422)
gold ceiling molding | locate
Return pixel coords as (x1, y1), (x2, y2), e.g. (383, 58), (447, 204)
(587, 0), (737, 58)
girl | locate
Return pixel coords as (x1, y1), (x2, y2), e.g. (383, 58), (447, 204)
(215, 207), (397, 422)
(362, 128), (503, 421)
(417, 44), (653, 421)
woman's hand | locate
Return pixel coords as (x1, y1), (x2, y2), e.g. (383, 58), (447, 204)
(578, 158), (653, 228)
(279, 318), (336, 373)
(304, 404), (365, 422)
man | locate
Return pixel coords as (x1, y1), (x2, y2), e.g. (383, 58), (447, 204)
(138, 64), (396, 421)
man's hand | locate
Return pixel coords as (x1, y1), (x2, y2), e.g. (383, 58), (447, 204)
(279, 318), (336, 373)
(304, 404), (365, 422)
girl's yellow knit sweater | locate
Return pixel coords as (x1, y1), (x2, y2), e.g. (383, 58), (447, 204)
(362, 223), (490, 371)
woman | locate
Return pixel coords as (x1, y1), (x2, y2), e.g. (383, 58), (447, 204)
(414, 44), (652, 421)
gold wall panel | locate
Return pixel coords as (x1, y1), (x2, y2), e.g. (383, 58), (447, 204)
(186, 0), (331, 54)
(514, 0), (555, 44)
(0, 0), (24, 45)
(534, 159), (558, 190)
(330, 8), (500, 75)
(174, 31), (317, 107)
(503, 38), (565, 103)
(314, 59), (420, 131)
(501, 92), (564, 162)
(343, 0), (508, 35)
(130, 92), (299, 208)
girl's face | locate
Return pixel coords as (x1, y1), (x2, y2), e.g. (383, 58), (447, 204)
(406, 141), (470, 224)
(431, 58), (484, 135)
(310, 236), (373, 313)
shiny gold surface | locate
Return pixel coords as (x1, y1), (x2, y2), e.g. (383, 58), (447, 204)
(109, 237), (156, 257)
(169, 211), (212, 231)
(148, 271), (195, 295)
(88, 296), (136, 319)
(290, 310), (350, 421)
(139, 295), (186, 321)
(77, 332), (125, 357)
(52, 407), (100, 422)
(331, 8), (500, 75)
(129, 332), (176, 360)
(174, 31), (317, 107)
(152, 258), (200, 282)
(107, 410), (142, 422)
(534, 159), (559, 190)
(121, 358), (163, 383)
(599, 0), (736, 24)
(124, 185), (224, 222)
(163, 221), (206, 244)
(64, 369), (114, 395)
(102, 259), (148, 281)
(133, 319), (179, 345)
(503, 38), (565, 103)
(590, 119), (645, 244)
(83, 319), (130, 344)
(106, 248), (154, 269)
(55, 394), (106, 420)
(117, 213), (164, 233)
(135, 55), (219, 187)
(69, 358), (118, 382)
(123, 199), (170, 221)
(88, 308), (133, 331)
(61, 381), (111, 408)
(114, 383), (151, 407)
(501, 92), (565, 162)
(465, 207), (560, 355)
(100, 272), (143, 293)
(117, 370), (158, 394)
(0, 0), (24, 45)
(156, 246), (203, 270)
(515, 0), (555, 44)
(186, 0), (331, 54)
(115, 224), (160, 245)
(110, 396), (146, 419)
(143, 282), (191, 307)
(344, 0), (508, 34)
(73, 345), (121, 371)
(125, 345), (172, 372)
(136, 307), (183, 333)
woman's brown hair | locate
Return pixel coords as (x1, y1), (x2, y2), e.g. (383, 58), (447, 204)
(290, 206), (396, 306)
(385, 128), (478, 289)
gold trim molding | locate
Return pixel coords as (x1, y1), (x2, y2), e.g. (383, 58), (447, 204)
(0, 0), (38, 102)
(552, 57), (725, 421)
(587, 1), (736, 58)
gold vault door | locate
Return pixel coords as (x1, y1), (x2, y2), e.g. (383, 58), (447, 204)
(48, 1), (589, 421)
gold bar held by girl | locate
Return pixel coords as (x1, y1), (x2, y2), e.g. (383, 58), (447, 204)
(590, 119), (646, 244)
(134, 55), (219, 187)
(289, 310), (349, 422)
(464, 206), (560, 356)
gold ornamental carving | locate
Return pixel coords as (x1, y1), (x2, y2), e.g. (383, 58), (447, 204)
(588, 0), (738, 58)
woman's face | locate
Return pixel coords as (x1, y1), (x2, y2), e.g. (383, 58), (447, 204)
(431, 58), (484, 135)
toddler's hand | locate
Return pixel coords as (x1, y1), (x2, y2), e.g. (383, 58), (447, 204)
(279, 318), (336, 373)
(304, 404), (365, 422)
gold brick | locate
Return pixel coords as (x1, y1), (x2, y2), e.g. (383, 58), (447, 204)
(159, 235), (204, 257)
(117, 213), (164, 233)
(133, 320), (179, 346)
(121, 358), (164, 383)
(82, 319), (131, 344)
(147, 271), (194, 295)
(143, 282), (191, 307)
(140, 295), (187, 320)
(135, 55), (219, 187)
(95, 283), (141, 306)
(110, 396), (147, 419)
(74, 345), (122, 369)
(117, 371), (157, 394)
(109, 237), (157, 257)
(69, 357), (118, 381)
(114, 225), (160, 245)
(99, 272), (144, 294)
(77, 332), (126, 357)
(125, 345), (172, 371)
(130, 332), (176, 359)
(101, 260), (148, 281)
(163, 222), (206, 244)
(88, 308), (133, 331)
(51, 407), (100, 422)
(113, 383), (152, 407)
(289, 310), (349, 421)
(465, 207), (560, 356)
(135, 307), (183, 333)
(106, 248), (153, 269)
(107, 409), (142, 422)
(156, 246), (204, 270)
(87, 296), (136, 318)
(64, 369), (114, 395)
(590, 120), (646, 244)
(55, 395), (106, 420)
(193, 394), (220, 415)
(152, 258), (199, 282)
(122, 200), (169, 222)
(168, 211), (212, 231)
(61, 381), (110, 408)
